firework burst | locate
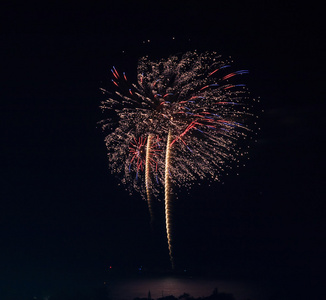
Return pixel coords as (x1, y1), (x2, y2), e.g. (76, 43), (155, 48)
(100, 51), (255, 268)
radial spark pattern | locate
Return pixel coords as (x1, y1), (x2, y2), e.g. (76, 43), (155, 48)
(100, 51), (255, 269)
(100, 51), (253, 196)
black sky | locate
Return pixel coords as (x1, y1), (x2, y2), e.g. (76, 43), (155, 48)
(1, 1), (324, 298)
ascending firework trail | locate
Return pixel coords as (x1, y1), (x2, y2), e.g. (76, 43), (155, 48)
(100, 51), (255, 269)
(164, 130), (174, 269)
(145, 134), (154, 225)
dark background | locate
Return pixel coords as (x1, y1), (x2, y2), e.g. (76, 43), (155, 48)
(1, 1), (324, 299)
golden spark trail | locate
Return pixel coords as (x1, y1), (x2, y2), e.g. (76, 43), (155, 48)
(145, 134), (154, 225)
(165, 130), (174, 269)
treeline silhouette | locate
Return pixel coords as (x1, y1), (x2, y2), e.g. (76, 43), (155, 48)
(134, 288), (236, 300)
(21, 287), (238, 300)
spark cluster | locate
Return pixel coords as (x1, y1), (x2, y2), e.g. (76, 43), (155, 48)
(100, 51), (254, 197)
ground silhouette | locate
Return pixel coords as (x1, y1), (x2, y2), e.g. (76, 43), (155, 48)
(133, 287), (237, 300)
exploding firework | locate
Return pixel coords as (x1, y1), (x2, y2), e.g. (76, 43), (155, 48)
(100, 51), (255, 268)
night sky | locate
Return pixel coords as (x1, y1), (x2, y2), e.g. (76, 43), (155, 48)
(1, 1), (324, 298)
